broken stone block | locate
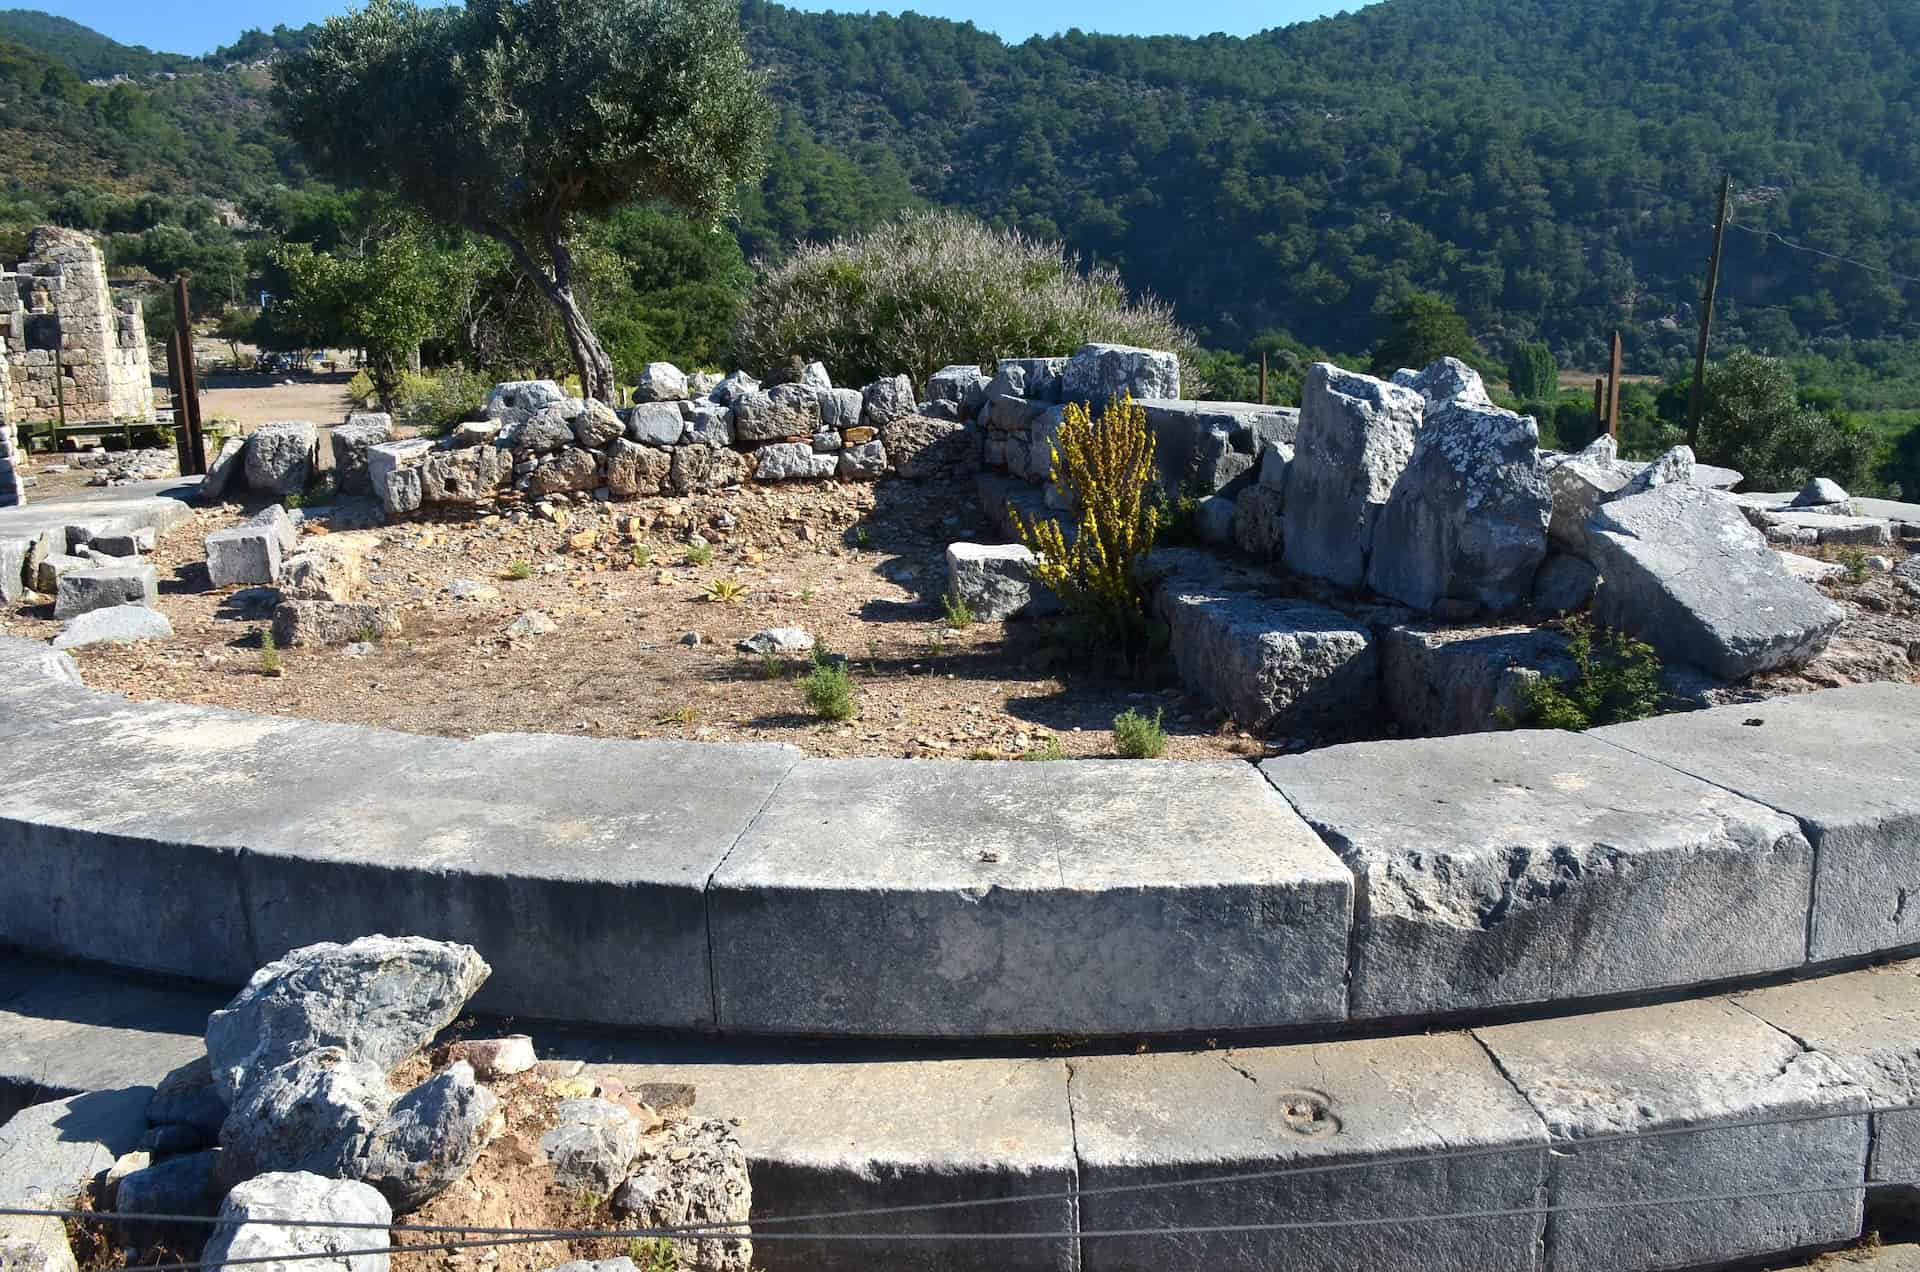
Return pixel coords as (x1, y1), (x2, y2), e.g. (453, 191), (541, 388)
(271, 601), (402, 648)
(206, 526), (283, 588)
(605, 439), (670, 499)
(200, 1171), (393, 1272)
(626, 402), (686, 447)
(331, 417), (394, 497)
(51, 604), (172, 650)
(1232, 484), (1285, 559)
(945, 542), (1056, 622)
(1367, 400), (1549, 612)
(53, 562), (159, 619)
(1282, 363), (1424, 588)
(1585, 483), (1845, 679)
(1061, 343), (1181, 403)
(1531, 551), (1600, 613)
(368, 439), (432, 518)
(244, 421), (318, 496)
(1378, 623), (1576, 735)
(751, 442), (836, 481)
(200, 435), (247, 501)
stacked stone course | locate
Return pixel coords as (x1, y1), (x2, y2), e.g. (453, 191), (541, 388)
(0, 226), (155, 430)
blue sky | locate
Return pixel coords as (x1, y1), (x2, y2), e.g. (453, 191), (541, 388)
(52, 0), (1364, 57)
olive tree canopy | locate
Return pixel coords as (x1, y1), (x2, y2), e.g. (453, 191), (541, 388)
(275, 0), (771, 402)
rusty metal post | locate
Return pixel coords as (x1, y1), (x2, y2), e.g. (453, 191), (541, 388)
(1258, 352), (1268, 406)
(164, 323), (193, 477)
(1593, 378), (1605, 438)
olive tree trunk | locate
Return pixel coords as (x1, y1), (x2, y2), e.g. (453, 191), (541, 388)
(483, 221), (617, 404)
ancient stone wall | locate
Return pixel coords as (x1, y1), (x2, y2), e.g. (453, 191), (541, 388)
(0, 226), (154, 428)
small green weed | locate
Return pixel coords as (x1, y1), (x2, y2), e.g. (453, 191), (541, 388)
(628, 1239), (678, 1272)
(1020, 737), (1070, 762)
(1836, 546), (1871, 585)
(926, 632), (947, 656)
(684, 543), (714, 567)
(802, 647), (856, 721)
(964, 747), (1003, 761)
(703, 577), (748, 604)
(655, 706), (698, 726)
(631, 544), (653, 567)
(1506, 616), (1663, 730)
(504, 560), (533, 581)
(800, 586), (816, 603)
(853, 526), (872, 549)
(258, 629), (282, 677)
(942, 593), (977, 629)
(758, 652), (788, 680)
(1112, 707), (1168, 759)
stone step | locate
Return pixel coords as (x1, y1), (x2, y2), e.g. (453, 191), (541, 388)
(10, 950), (1920, 1272)
(4, 633), (1920, 1042)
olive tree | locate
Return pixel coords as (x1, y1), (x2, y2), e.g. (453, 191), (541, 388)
(274, 0), (771, 403)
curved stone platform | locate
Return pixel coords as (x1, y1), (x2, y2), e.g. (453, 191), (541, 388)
(7, 950), (1920, 1272)
(1, 634), (1917, 1040)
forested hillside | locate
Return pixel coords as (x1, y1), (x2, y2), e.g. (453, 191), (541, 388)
(1, 0), (1917, 374)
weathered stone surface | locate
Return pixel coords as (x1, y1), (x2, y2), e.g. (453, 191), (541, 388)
(367, 438), (431, 517)
(51, 604), (172, 650)
(1395, 356), (1491, 411)
(85, 525), (155, 557)
(359, 1061), (499, 1211)
(752, 442), (836, 482)
(926, 365), (991, 413)
(54, 562), (158, 618)
(1191, 494), (1236, 545)
(612, 1119), (752, 1272)
(200, 1171), (393, 1272)
(1072, 1033), (1546, 1272)
(483, 380), (565, 415)
(1151, 555), (1378, 735)
(0, 1087), (148, 1262)
(1476, 999), (1869, 1272)
(1545, 435), (1629, 550)
(1232, 484), (1284, 558)
(1133, 400), (1296, 497)
(149, 1056), (226, 1138)
(1261, 730), (1815, 1019)
(1379, 624), (1577, 735)
(732, 386), (819, 443)
(34, 552), (85, 594)
(710, 759), (1351, 1036)
(1736, 962), (1920, 1193)
(450, 420), (500, 449)
(462, 1037), (535, 1080)
(113, 1149), (223, 1243)
(245, 422), (318, 496)
(735, 628), (813, 656)
(1367, 400), (1549, 612)
(817, 387), (864, 432)
(419, 446), (512, 505)
(1751, 509), (1896, 547)
(525, 448), (601, 498)
(605, 440), (670, 499)
(1608, 443), (1694, 501)
(1585, 483), (1845, 679)
(510, 406), (579, 455)
(633, 362), (688, 403)
(944, 542), (1054, 621)
(218, 1049), (391, 1180)
(668, 446), (749, 495)
(1282, 364), (1424, 588)
(331, 420), (394, 497)
(567, 401), (623, 449)
(1531, 551), (1599, 612)
(272, 601), (401, 649)
(835, 440), (886, 480)
(859, 375), (917, 428)
(540, 1098), (642, 1192)
(1595, 683), (1920, 963)
(200, 436), (248, 502)
(281, 534), (375, 604)
(626, 402), (686, 448)
(1062, 343), (1180, 404)
(206, 935), (490, 1101)
(1795, 477), (1851, 508)
(681, 403), (734, 448)
(708, 371), (757, 406)
(880, 416), (972, 479)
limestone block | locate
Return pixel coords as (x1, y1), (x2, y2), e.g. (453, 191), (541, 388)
(1282, 363), (1424, 588)
(53, 562), (158, 618)
(206, 526), (282, 587)
(1261, 729), (1815, 1019)
(944, 542), (1056, 621)
(1477, 999), (1869, 1272)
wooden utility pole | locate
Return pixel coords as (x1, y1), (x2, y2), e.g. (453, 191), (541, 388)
(170, 275), (207, 474)
(1687, 173), (1732, 449)
(1605, 330), (1624, 437)
(163, 325), (193, 478)
(1258, 352), (1269, 406)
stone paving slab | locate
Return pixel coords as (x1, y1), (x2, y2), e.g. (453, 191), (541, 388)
(0, 961), (210, 1122)
(1736, 961), (1920, 1194)
(1476, 998), (1871, 1272)
(1261, 729), (1815, 1020)
(710, 758), (1353, 1036)
(1595, 684), (1920, 963)
(593, 1051), (1077, 1272)
(1069, 1032), (1546, 1272)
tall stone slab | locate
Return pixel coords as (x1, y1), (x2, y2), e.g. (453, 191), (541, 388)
(1366, 399), (1550, 612)
(1281, 363), (1424, 588)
